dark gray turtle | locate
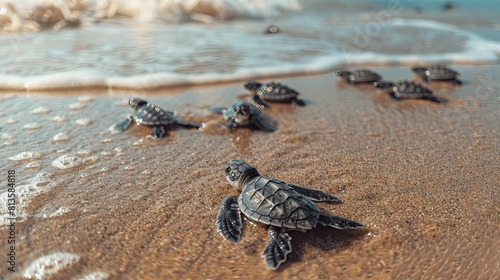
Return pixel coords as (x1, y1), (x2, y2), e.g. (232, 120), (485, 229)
(114, 97), (202, 139)
(218, 101), (276, 131)
(244, 81), (305, 109)
(335, 69), (382, 84)
(411, 64), (461, 85)
(373, 80), (441, 103)
(216, 160), (364, 270)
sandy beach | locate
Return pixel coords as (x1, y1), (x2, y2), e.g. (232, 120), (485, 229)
(1, 63), (498, 279)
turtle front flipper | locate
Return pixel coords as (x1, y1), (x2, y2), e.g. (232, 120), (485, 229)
(210, 107), (228, 114)
(115, 115), (134, 132)
(226, 118), (238, 131)
(151, 126), (166, 139)
(262, 226), (292, 270)
(425, 96), (442, 103)
(289, 184), (342, 203)
(216, 196), (243, 243)
(250, 94), (269, 109)
(250, 116), (276, 132)
(318, 214), (364, 229)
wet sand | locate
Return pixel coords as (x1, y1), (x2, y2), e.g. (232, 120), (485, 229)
(1, 65), (499, 279)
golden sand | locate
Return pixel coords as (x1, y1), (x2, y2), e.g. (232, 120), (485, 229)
(1, 65), (499, 279)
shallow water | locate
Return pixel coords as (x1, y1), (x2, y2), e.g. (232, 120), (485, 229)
(1, 0), (500, 90)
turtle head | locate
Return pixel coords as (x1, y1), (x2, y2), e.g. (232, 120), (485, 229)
(229, 102), (253, 125)
(335, 70), (351, 77)
(373, 80), (395, 89)
(128, 97), (148, 112)
(411, 66), (427, 74)
(244, 81), (262, 91)
(224, 160), (260, 191)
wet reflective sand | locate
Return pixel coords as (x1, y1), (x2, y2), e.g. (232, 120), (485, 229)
(1, 65), (499, 279)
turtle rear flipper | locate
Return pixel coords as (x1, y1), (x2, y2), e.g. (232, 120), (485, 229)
(292, 99), (306, 106)
(114, 115), (134, 132)
(425, 96), (442, 103)
(262, 226), (291, 270)
(216, 196), (243, 243)
(289, 184), (342, 203)
(388, 92), (400, 100)
(250, 94), (269, 109)
(318, 214), (364, 229)
(226, 119), (238, 131)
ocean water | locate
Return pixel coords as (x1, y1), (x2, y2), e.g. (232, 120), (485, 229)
(0, 0), (499, 91)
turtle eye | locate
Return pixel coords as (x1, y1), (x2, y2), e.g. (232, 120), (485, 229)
(225, 166), (232, 174)
(239, 105), (249, 115)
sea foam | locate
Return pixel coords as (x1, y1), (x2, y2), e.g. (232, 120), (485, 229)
(23, 252), (80, 279)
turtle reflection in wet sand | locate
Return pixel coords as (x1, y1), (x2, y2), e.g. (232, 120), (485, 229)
(216, 160), (364, 270)
(113, 97), (202, 139)
(244, 81), (305, 109)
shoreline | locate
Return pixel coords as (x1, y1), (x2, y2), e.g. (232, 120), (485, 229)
(1, 58), (500, 93)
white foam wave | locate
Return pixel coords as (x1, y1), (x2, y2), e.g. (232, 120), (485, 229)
(0, 13), (499, 91)
(78, 271), (110, 280)
(0, 172), (54, 225)
(23, 122), (41, 130)
(9, 151), (42, 161)
(45, 206), (71, 218)
(76, 118), (93, 126)
(53, 132), (71, 142)
(51, 154), (82, 169)
(33, 106), (50, 114)
(2, 0), (301, 30)
(23, 252), (80, 279)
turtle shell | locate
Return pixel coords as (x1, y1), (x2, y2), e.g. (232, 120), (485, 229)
(348, 69), (382, 83)
(413, 65), (459, 80)
(134, 103), (176, 126)
(238, 176), (320, 230)
(424, 65), (459, 80)
(257, 82), (300, 102)
(394, 81), (435, 99)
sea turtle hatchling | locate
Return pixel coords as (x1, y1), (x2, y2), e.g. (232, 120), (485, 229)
(373, 80), (441, 103)
(335, 69), (382, 84)
(216, 160), (364, 270)
(215, 101), (276, 131)
(411, 64), (462, 85)
(244, 81), (305, 109)
(113, 97), (202, 139)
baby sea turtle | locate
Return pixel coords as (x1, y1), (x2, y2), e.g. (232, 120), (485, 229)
(335, 69), (382, 84)
(373, 80), (441, 103)
(217, 101), (276, 131)
(216, 160), (364, 270)
(244, 81), (305, 109)
(113, 97), (202, 139)
(411, 65), (462, 85)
